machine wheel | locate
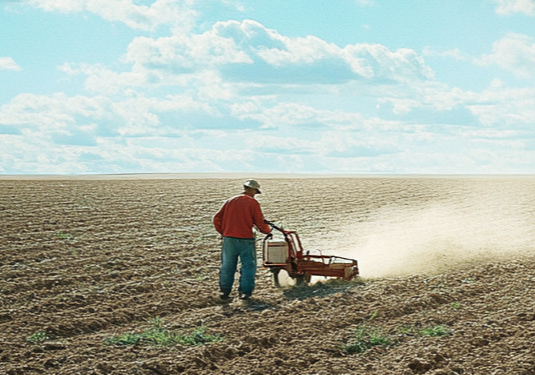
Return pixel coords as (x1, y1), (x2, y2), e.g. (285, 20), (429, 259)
(271, 268), (311, 287)
(271, 268), (284, 288)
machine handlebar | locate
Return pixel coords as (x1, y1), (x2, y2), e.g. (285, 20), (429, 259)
(264, 219), (284, 233)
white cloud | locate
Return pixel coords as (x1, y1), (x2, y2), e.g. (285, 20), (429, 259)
(319, 131), (398, 158)
(0, 91), (226, 138)
(59, 19), (436, 108)
(0, 90), (241, 173)
(0, 57), (21, 71)
(378, 77), (535, 129)
(125, 28), (252, 71)
(28, 0), (198, 31)
(230, 101), (371, 130)
(467, 87), (535, 127)
(119, 19), (434, 87)
(478, 33), (535, 79)
(493, 0), (535, 15)
(422, 47), (466, 61)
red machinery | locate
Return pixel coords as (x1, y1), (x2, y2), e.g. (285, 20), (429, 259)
(262, 220), (359, 287)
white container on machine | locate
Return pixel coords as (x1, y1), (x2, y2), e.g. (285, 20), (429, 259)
(263, 240), (288, 264)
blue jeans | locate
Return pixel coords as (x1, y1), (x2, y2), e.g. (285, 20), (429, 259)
(219, 237), (257, 296)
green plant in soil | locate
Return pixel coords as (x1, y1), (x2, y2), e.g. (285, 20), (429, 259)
(418, 325), (450, 337)
(342, 321), (451, 354)
(56, 232), (71, 240)
(398, 324), (416, 335)
(26, 331), (49, 344)
(341, 323), (393, 354)
(105, 317), (221, 347)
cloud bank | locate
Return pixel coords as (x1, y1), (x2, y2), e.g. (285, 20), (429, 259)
(1, 0), (535, 174)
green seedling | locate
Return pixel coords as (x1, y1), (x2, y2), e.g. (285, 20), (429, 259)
(175, 326), (222, 346)
(105, 318), (221, 347)
(398, 324), (416, 335)
(342, 321), (451, 354)
(26, 331), (49, 344)
(56, 232), (71, 240)
(418, 325), (450, 337)
(341, 323), (393, 354)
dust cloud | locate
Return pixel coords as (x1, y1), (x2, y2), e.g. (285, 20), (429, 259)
(324, 185), (535, 278)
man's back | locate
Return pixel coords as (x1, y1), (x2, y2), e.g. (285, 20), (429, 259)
(213, 194), (270, 238)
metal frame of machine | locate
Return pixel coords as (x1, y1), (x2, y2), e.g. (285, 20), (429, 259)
(262, 220), (359, 286)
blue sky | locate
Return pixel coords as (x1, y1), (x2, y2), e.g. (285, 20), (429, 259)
(1, 0), (535, 174)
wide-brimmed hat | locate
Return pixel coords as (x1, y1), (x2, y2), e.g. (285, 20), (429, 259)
(244, 179), (261, 194)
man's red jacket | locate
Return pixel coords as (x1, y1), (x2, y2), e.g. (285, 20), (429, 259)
(213, 194), (271, 238)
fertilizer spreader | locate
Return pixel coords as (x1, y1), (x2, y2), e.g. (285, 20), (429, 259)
(262, 220), (359, 287)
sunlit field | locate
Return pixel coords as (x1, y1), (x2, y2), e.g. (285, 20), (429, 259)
(2, 175), (535, 374)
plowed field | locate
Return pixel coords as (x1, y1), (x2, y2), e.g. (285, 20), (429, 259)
(1, 176), (535, 375)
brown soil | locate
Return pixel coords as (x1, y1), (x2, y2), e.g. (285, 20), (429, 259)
(1, 176), (535, 375)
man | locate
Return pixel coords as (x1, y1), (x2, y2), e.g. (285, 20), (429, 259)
(213, 179), (271, 300)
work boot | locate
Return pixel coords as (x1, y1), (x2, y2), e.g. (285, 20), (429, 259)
(219, 293), (230, 301)
(239, 293), (251, 300)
